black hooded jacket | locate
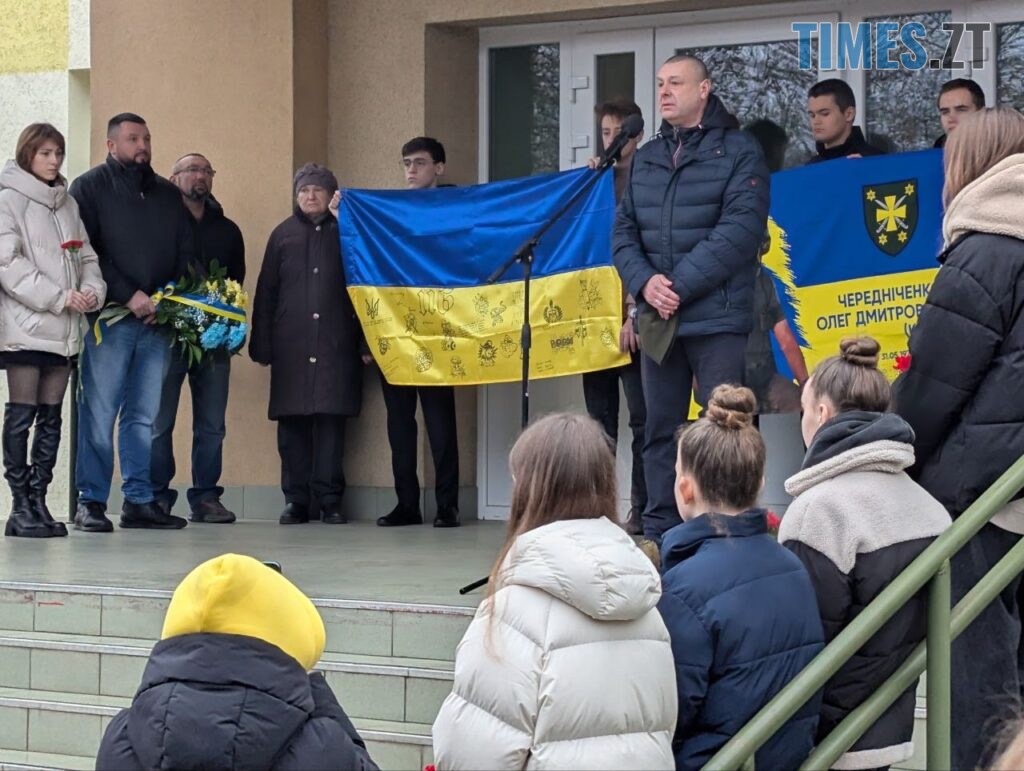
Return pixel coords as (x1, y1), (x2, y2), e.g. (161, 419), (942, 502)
(69, 155), (193, 305)
(95, 633), (378, 771)
(187, 196), (245, 282)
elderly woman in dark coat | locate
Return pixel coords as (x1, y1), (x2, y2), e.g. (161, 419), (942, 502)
(249, 163), (363, 526)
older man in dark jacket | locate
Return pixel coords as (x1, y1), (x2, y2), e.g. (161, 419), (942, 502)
(614, 55), (770, 541)
(249, 164), (363, 525)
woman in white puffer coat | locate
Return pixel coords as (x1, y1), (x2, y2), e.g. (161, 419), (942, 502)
(0, 123), (105, 539)
(432, 412), (677, 770)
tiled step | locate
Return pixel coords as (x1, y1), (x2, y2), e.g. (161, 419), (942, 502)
(0, 630), (454, 725)
(0, 687), (433, 771)
(0, 581), (473, 662)
(0, 749), (94, 770)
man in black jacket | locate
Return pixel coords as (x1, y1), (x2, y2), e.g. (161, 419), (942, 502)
(933, 78), (985, 149)
(806, 79), (885, 163)
(613, 55), (770, 541)
(151, 153), (245, 524)
(69, 113), (193, 532)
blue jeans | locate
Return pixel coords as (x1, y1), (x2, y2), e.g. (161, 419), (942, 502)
(151, 351), (230, 510)
(76, 317), (172, 505)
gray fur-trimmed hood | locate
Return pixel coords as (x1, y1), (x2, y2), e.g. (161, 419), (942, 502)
(786, 440), (915, 497)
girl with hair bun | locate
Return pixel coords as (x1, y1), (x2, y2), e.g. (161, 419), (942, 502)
(779, 336), (950, 771)
(657, 384), (824, 771)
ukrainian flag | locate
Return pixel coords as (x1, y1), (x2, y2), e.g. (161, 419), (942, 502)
(339, 169), (628, 386)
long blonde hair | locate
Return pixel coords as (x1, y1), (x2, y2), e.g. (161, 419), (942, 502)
(943, 107), (1024, 207)
(486, 413), (618, 601)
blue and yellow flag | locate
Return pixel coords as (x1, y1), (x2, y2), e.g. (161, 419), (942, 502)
(339, 169), (628, 386)
(765, 149), (944, 381)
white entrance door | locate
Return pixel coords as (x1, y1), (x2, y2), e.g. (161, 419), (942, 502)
(477, 30), (654, 520)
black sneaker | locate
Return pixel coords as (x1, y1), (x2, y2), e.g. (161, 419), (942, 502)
(74, 501), (114, 533)
(433, 506), (460, 528)
(279, 503), (309, 525)
(376, 505), (423, 527)
(190, 499), (236, 524)
(120, 501), (187, 530)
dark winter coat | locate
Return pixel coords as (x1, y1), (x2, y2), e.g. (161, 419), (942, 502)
(69, 155), (193, 304)
(780, 412), (950, 769)
(187, 196), (245, 282)
(806, 126), (885, 164)
(893, 153), (1024, 518)
(613, 94), (770, 337)
(249, 209), (362, 419)
(658, 510), (824, 771)
(95, 633), (378, 771)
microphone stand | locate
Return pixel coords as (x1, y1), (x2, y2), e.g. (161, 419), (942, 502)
(459, 134), (633, 597)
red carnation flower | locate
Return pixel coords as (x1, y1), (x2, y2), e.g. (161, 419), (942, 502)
(894, 354), (912, 372)
(60, 240), (84, 254)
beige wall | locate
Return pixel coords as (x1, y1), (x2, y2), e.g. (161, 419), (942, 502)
(88, 0), (757, 497)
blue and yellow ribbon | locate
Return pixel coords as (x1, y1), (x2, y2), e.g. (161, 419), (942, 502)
(93, 282), (246, 343)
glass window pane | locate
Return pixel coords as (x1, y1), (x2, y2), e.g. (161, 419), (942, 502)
(676, 41), (818, 169)
(865, 11), (951, 153)
(997, 22), (1024, 111)
(488, 44), (560, 182)
(596, 52), (635, 104)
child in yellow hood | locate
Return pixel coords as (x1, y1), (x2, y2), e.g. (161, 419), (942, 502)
(96, 553), (378, 771)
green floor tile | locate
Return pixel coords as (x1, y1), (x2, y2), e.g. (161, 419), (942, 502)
(101, 595), (167, 639)
(364, 739), (423, 771)
(325, 670), (405, 722)
(0, 590), (34, 632)
(27, 709), (102, 757)
(32, 593), (101, 636)
(0, 706), (27, 751)
(404, 677), (452, 725)
(392, 613), (469, 661)
(100, 654), (147, 698)
(321, 607), (393, 657)
(0, 648), (30, 690)
(30, 650), (99, 696)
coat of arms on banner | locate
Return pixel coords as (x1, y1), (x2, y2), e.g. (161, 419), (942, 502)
(863, 179), (918, 256)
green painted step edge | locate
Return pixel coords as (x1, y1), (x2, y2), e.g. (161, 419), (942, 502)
(0, 582), (475, 617)
(0, 749), (94, 771)
(0, 633), (453, 679)
(0, 687), (433, 744)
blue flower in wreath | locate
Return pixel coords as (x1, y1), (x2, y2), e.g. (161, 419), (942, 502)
(200, 322), (229, 350)
(227, 323), (247, 351)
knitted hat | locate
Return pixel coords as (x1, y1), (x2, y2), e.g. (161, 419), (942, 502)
(293, 162), (338, 195)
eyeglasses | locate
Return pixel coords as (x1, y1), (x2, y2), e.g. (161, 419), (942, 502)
(176, 166), (216, 177)
(401, 158), (435, 170)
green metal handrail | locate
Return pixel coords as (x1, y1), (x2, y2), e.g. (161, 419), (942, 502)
(704, 453), (1024, 771)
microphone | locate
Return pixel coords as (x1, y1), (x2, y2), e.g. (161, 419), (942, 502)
(601, 113), (644, 166)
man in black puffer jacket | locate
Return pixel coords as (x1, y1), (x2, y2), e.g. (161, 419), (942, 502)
(613, 55), (770, 541)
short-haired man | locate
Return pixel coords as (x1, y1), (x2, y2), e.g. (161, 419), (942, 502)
(69, 114), (194, 532)
(151, 154), (245, 524)
(614, 55), (770, 541)
(584, 98), (647, 534)
(375, 137), (461, 529)
(934, 78), (985, 148)
(806, 79), (884, 163)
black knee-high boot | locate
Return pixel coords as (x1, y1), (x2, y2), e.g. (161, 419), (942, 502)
(3, 403), (50, 538)
(29, 404), (67, 537)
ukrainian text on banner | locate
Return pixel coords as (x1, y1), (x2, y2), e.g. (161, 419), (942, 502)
(339, 169), (628, 386)
(764, 149), (943, 388)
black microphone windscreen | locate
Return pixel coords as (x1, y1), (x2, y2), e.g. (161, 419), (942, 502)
(622, 113), (645, 138)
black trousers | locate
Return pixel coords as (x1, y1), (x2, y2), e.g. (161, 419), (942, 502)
(380, 375), (459, 510)
(276, 414), (346, 514)
(581, 352), (646, 513)
(640, 333), (747, 541)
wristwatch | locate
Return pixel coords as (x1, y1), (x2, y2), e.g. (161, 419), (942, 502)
(627, 304), (638, 320)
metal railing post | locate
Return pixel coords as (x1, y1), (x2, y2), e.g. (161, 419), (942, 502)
(927, 561), (952, 771)
(68, 365), (78, 520)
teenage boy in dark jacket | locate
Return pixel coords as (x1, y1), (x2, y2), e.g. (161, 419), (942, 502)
(806, 79), (885, 163)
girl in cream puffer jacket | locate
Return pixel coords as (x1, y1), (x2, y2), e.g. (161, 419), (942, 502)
(431, 413), (677, 770)
(0, 124), (105, 540)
